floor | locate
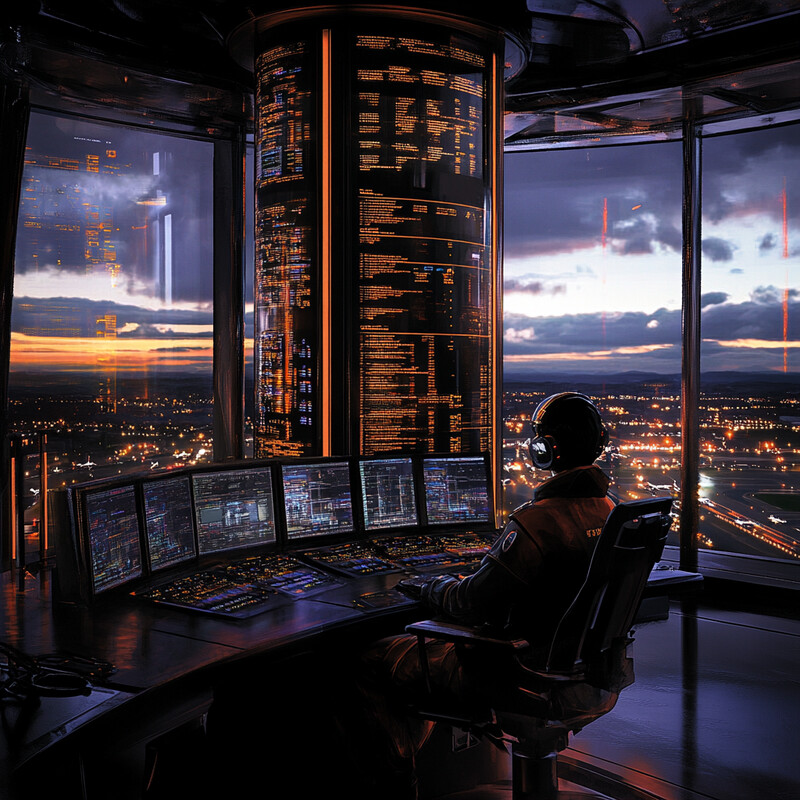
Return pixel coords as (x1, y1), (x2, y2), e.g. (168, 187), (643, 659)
(416, 592), (800, 800)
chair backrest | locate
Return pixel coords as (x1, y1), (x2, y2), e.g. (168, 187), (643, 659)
(545, 497), (672, 675)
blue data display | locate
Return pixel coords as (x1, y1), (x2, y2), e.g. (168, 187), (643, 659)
(193, 468), (277, 554)
(423, 456), (491, 525)
(143, 475), (196, 571)
(282, 461), (354, 539)
(85, 485), (143, 593)
(359, 457), (418, 530)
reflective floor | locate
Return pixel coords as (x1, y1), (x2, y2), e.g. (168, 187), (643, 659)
(418, 593), (800, 800)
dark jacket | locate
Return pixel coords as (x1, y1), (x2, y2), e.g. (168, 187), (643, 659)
(420, 464), (615, 644)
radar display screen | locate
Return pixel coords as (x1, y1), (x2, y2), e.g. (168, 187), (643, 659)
(359, 457), (418, 530)
(192, 468), (277, 555)
(84, 484), (143, 593)
(423, 456), (490, 525)
(143, 475), (196, 571)
(282, 461), (354, 540)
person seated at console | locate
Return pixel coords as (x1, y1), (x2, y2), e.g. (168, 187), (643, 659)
(339, 391), (614, 799)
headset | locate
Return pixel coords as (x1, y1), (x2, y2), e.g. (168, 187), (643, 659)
(528, 391), (607, 471)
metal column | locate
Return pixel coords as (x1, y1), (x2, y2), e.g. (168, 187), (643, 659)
(680, 100), (702, 573)
(212, 130), (247, 461)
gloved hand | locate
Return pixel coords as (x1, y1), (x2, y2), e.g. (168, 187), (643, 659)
(394, 575), (429, 600)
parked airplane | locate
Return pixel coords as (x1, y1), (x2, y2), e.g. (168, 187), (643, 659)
(76, 460), (96, 469)
(768, 515), (787, 524)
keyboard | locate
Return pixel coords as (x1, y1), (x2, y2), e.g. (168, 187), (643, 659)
(299, 542), (401, 577)
(133, 571), (278, 618)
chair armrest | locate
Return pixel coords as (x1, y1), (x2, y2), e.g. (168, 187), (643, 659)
(405, 619), (531, 651)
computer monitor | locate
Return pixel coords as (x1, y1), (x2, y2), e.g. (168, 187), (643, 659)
(422, 455), (491, 526)
(83, 484), (143, 594)
(359, 457), (418, 531)
(192, 467), (277, 555)
(143, 475), (197, 571)
(282, 461), (354, 540)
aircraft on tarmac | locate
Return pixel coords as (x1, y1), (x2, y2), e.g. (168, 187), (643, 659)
(76, 460), (96, 469)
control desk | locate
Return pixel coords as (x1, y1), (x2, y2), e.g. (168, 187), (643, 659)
(1, 453), (698, 799)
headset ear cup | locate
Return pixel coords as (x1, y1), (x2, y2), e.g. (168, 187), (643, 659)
(529, 434), (557, 470)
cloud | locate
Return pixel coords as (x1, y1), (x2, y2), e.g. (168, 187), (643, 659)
(503, 296), (800, 375)
(702, 237), (735, 262)
(749, 285), (799, 305)
(701, 291), (729, 308)
(504, 279), (566, 296)
(505, 326), (536, 343)
(503, 143), (683, 259)
(11, 295), (212, 338)
(759, 232), (777, 253)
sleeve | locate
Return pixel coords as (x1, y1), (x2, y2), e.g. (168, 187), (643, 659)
(417, 519), (537, 626)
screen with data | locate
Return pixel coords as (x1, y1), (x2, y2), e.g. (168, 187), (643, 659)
(351, 29), (494, 455)
(282, 461), (354, 539)
(143, 475), (197, 571)
(359, 457), (418, 530)
(84, 484), (143, 593)
(423, 456), (491, 525)
(253, 40), (318, 458)
(192, 468), (277, 554)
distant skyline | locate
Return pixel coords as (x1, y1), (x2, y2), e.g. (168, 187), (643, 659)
(8, 112), (799, 379)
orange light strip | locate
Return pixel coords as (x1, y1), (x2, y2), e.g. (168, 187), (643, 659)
(491, 50), (501, 525)
(321, 28), (332, 456)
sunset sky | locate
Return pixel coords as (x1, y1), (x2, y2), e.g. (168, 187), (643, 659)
(9, 112), (798, 380)
(503, 125), (798, 377)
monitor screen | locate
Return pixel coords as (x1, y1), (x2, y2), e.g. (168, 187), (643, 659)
(423, 456), (491, 525)
(282, 461), (354, 540)
(359, 457), (418, 530)
(143, 475), (196, 571)
(84, 484), (143, 593)
(192, 468), (277, 555)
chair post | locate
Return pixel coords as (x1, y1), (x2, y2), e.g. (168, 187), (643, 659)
(511, 732), (565, 799)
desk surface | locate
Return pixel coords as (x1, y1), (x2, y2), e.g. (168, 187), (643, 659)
(0, 556), (701, 794)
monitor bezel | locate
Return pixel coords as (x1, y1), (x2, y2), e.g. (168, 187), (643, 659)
(277, 456), (358, 546)
(140, 472), (198, 573)
(190, 461), (280, 558)
(419, 451), (494, 529)
(355, 454), (421, 534)
(73, 478), (146, 599)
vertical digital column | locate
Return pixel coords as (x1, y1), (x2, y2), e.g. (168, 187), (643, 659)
(254, 41), (318, 457)
(350, 31), (494, 455)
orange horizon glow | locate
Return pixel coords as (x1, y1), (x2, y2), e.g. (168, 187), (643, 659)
(706, 337), (800, 350)
(504, 343), (674, 363)
(9, 332), (214, 371)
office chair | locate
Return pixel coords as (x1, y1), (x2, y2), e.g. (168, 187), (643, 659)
(406, 497), (672, 799)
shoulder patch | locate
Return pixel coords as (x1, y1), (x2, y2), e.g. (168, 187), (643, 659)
(501, 529), (517, 552)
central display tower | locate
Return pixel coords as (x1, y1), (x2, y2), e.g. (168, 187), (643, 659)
(230, 4), (524, 497)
